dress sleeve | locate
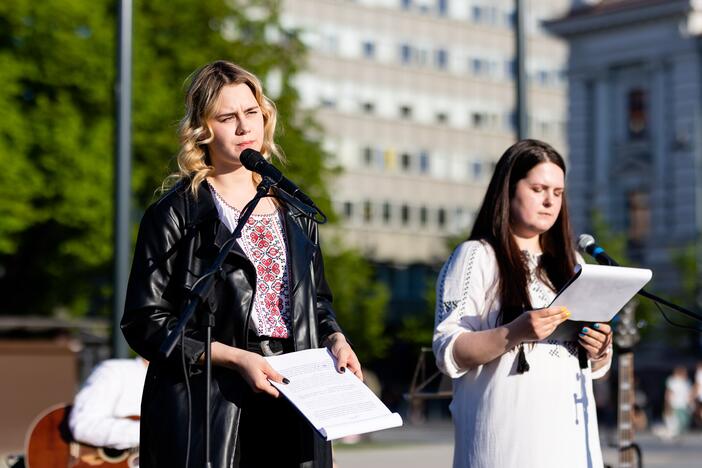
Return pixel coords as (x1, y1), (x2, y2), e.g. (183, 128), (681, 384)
(433, 241), (495, 378)
(590, 344), (613, 380)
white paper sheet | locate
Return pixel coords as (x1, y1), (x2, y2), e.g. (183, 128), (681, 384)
(550, 263), (652, 322)
(265, 348), (402, 440)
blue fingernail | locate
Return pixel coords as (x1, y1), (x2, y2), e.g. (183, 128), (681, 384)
(581, 327), (589, 333)
(593, 323), (600, 329)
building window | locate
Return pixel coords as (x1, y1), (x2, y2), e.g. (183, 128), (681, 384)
(319, 97), (336, 108)
(471, 161), (482, 180)
(537, 70), (549, 86)
(401, 204), (410, 225)
(471, 58), (484, 75)
(382, 202), (392, 223)
(504, 10), (516, 27)
(400, 105), (413, 119)
(505, 110), (517, 131)
(400, 44), (413, 64)
(417, 48), (429, 66)
(437, 0), (448, 16)
(454, 207), (464, 226)
(626, 190), (650, 246)
(419, 151), (430, 173)
(362, 41), (376, 59)
(627, 88), (648, 140)
(401, 152), (412, 171)
(361, 101), (375, 114)
(401, 0), (412, 9)
(435, 49), (448, 69)
(384, 149), (397, 170)
(437, 208), (446, 228)
(343, 201), (354, 219)
(362, 147), (373, 166)
(505, 59), (516, 79)
(471, 5), (483, 22)
(436, 112), (448, 125)
(363, 200), (373, 223)
(471, 112), (486, 128)
(419, 206), (428, 226)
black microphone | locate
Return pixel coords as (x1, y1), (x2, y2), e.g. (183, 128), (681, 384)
(239, 149), (316, 208)
(577, 234), (619, 266)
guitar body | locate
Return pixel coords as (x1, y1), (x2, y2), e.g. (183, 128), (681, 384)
(25, 404), (138, 468)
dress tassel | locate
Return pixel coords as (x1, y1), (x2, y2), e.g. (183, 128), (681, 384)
(516, 344), (530, 374)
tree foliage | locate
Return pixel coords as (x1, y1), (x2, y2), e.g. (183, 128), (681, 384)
(0, 0), (388, 359)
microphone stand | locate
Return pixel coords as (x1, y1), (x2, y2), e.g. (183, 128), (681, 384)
(636, 289), (702, 324)
(159, 176), (275, 468)
(596, 256), (702, 324)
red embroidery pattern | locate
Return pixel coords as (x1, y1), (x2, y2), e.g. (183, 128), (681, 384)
(208, 183), (292, 338)
(239, 214), (292, 338)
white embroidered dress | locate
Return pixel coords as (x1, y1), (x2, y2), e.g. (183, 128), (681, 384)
(433, 240), (609, 468)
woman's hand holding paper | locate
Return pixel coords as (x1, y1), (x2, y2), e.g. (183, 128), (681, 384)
(578, 322), (612, 361)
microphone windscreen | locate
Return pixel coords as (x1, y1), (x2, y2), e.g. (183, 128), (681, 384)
(577, 234), (596, 253)
(239, 148), (265, 171)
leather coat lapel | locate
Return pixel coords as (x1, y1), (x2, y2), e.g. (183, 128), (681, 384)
(282, 208), (315, 294)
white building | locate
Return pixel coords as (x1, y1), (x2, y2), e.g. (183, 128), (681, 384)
(281, 0), (571, 267)
(547, 0), (702, 291)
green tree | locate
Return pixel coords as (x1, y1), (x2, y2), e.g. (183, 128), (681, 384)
(589, 210), (664, 343)
(323, 244), (390, 363)
(0, 0), (116, 315)
(398, 231), (467, 348)
(0, 0), (388, 360)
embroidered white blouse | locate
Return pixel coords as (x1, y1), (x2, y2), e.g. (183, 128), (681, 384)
(210, 186), (293, 338)
(433, 240), (610, 468)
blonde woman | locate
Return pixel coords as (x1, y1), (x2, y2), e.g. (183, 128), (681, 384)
(121, 60), (361, 468)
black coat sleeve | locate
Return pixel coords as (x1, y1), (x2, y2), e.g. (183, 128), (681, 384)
(307, 220), (343, 346)
(120, 201), (205, 364)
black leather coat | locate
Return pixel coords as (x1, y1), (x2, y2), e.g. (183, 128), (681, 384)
(121, 182), (341, 468)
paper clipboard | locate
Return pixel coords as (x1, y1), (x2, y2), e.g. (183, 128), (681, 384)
(547, 263), (652, 341)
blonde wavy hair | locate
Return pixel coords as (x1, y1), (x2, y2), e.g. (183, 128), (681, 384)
(164, 60), (283, 195)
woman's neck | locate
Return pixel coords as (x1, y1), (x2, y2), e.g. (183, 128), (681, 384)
(210, 165), (254, 189)
(512, 233), (541, 254)
(208, 166), (276, 213)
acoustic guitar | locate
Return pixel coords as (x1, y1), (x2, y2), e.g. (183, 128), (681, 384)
(613, 300), (642, 468)
(24, 404), (139, 467)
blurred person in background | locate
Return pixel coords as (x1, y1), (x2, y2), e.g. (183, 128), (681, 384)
(68, 357), (148, 450)
(121, 60), (361, 468)
(661, 365), (692, 438)
(433, 139), (613, 468)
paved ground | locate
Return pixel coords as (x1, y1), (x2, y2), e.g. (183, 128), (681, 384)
(333, 421), (702, 468)
(6, 420), (701, 467)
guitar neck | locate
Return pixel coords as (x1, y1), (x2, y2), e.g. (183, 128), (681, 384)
(618, 351), (635, 468)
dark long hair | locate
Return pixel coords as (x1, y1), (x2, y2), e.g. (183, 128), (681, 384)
(470, 139), (576, 325)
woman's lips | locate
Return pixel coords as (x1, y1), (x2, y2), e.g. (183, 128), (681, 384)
(237, 140), (255, 148)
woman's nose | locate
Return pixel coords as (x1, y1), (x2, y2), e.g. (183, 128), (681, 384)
(236, 122), (250, 135)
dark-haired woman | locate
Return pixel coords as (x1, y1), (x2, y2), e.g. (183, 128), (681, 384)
(433, 139), (612, 468)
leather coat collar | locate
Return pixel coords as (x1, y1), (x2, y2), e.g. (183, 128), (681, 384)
(188, 181), (316, 295)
